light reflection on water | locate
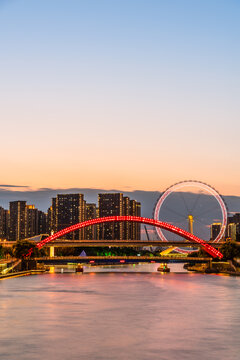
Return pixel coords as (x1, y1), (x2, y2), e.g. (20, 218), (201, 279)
(53, 262), (188, 273)
(0, 267), (240, 360)
(84, 262), (185, 273)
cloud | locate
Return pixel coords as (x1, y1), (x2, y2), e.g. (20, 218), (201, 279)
(0, 185), (29, 188)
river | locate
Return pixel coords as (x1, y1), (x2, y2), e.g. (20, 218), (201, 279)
(0, 264), (240, 360)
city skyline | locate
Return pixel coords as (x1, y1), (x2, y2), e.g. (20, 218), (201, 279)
(0, 191), (141, 242)
(1, 186), (239, 242)
(1, 2), (240, 359)
(1, 1), (240, 195)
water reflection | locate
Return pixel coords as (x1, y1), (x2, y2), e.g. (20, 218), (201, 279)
(52, 262), (188, 273)
(0, 268), (240, 360)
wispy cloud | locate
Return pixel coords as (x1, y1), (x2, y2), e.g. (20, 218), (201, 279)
(0, 185), (29, 188)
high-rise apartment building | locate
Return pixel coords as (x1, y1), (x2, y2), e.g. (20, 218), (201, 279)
(9, 201), (26, 241)
(47, 198), (57, 235)
(227, 222), (240, 242)
(25, 205), (38, 238)
(129, 199), (141, 240)
(38, 211), (47, 235)
(210, 223), (222, 241)
(51, 194), (86, 239)
(98, 193), (141, 240)
(98, 193), (123, 240)
(228, 213), (240, 224)
(226, 213), (240, 241)
(227, 223), (236, 241)
(123, 196), (130, 240)
(122, 197), (141, 240)
(236, 224), (240, 242)
(9, 202), (47, 240)
(0, 206), (9, 240)
(5, 192), (141, 241)
(85, 203), (97, 239)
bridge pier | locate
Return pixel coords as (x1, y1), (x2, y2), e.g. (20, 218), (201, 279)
(208, 259), (212, 270)
(50, 246), (55, 258)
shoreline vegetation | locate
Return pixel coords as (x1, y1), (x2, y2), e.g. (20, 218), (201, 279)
(185, 239), (240, 275)
(184, 261), (240, 276)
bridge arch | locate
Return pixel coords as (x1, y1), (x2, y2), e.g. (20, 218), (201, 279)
(29, 216), (223, 259)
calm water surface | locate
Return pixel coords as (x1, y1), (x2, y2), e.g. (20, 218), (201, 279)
(0, 265), (240, 360)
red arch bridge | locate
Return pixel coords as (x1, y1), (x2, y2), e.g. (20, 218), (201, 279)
(26, 216), (223, 259)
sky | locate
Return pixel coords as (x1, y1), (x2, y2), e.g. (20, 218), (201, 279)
(0, 0), (239, 195)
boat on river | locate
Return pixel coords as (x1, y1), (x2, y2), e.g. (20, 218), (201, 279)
(76, 264), (84, 273)
(157, 263), (170, 272)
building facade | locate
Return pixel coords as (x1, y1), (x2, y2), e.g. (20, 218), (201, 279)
(25, 205), (38, 239)
(129, 199), (141, 240)
(98, 193), (123, 240)
(9, 201), (26, 241)
(0, 206), (9, 240)
(210, 222), (222, 241)
(85, 203), (97, 240)
(38, 211), (47, 235)
(226, 213), (240, 241)
(50, 194), (86, 240)
(98, 193), (141, 240)
(4, 192), (141, 241)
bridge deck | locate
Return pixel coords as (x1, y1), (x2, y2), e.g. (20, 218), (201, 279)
(34, 255), (212, 263)
(38, 240), (222, 248)
(1, 240), (223, 248)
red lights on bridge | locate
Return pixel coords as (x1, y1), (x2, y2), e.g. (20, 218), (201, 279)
(25, 216), (223, 259)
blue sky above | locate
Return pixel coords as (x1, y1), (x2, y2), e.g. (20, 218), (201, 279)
(0, 0), (239, 194)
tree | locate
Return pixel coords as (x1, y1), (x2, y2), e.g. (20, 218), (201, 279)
(4, 246), (14, 258)
(0, 244), (14, 259)
(220, 240), (240, 260)
(187, 248), (209, 258)
(13, 240), (39, 259)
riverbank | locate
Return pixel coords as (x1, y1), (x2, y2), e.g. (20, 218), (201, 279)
(0, 269), (46, 280)
(185, 261), (240, 276)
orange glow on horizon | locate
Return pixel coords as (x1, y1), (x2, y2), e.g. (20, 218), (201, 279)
(1, 179), (240, 197)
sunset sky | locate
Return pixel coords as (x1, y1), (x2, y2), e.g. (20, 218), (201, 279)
(0, 0), (239, 195)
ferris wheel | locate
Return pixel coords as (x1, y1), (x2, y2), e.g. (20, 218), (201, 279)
(153, 180), (228, 253)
